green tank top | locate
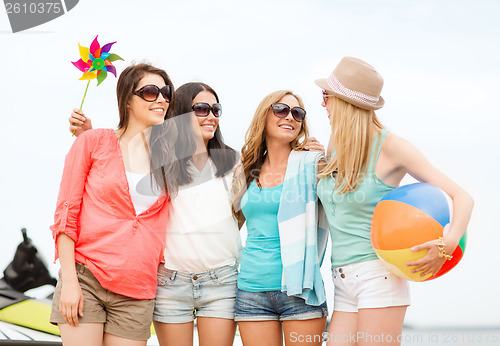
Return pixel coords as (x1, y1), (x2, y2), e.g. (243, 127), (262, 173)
(317, 129), (396, 268)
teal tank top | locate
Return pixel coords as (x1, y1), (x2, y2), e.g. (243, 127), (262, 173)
(238, 180), (283, 291)
(317, 129), (396, 268)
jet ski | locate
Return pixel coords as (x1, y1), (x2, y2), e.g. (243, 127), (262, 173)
(0, 229), (166, 345)
(0, 228), (61, 344)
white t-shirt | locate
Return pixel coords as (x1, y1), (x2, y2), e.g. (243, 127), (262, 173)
(163, 159), (242, 272)
(125, 171), (161, 215)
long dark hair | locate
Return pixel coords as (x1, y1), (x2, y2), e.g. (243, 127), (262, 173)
(169, 82), (238, 185)
(116, 63), (180, 198)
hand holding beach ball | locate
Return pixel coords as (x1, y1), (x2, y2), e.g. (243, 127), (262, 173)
(371, 183), (466, 282)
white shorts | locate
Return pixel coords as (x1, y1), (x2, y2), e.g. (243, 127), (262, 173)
(332, 259), (410, 312)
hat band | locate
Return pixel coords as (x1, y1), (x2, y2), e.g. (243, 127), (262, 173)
(327, 74), (380, 106)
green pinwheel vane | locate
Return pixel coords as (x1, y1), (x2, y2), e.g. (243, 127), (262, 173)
(71, 35), (123, 135)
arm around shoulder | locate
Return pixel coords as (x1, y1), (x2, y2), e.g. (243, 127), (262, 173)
(68, 108), (93, 137)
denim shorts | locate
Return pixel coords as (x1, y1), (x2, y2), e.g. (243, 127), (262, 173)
(153, 264), (238, 323)
(332, 259), (411, 312)
(234, 289), (328, 322)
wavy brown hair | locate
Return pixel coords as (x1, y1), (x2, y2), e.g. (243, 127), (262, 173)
(231, 90), (310, 226)
(318, 96), (384, 194)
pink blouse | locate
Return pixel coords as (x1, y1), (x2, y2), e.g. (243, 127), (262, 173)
(50, 128), (169, 299)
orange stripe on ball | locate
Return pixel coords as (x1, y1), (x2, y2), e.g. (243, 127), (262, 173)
(371, 200), (444, 250)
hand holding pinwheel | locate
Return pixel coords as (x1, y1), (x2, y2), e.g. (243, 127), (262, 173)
(71, 35), (123, 135)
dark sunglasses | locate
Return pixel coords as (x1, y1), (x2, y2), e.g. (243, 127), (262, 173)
(133, 84), (171, 102)
(322, 90), (334, 103)
(192, 102), (222, 117)
(271, 103), (306, 122)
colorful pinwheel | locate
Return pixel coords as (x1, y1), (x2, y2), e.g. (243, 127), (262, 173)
(71, 35), (123, 135)
(72, 35), (123, 86)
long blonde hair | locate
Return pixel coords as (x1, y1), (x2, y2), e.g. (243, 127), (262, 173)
(231, 90), (309, 226)
(318, 96), (384, 194)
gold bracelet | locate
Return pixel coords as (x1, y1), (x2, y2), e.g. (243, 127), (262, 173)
(436, 237), (453, 261)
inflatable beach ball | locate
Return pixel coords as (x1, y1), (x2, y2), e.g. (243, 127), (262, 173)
(371, 183), (466, 282)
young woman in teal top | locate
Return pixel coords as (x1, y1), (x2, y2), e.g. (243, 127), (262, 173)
(238, 182), (283, 291)
(315, 57), (473, 346)
(232, 90), (328, 346)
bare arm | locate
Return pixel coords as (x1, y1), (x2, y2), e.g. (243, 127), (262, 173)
(56, 234), (84, 326)
(386, 135), (474, 277)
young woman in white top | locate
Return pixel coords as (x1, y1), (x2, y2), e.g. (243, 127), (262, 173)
(69, 82), (241, 346)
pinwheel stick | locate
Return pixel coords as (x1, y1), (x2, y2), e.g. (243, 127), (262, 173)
(80, 80), (91, 109)
(72, 80), (91, 137)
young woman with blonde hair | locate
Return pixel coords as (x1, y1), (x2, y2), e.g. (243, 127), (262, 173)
(232, 90), (329, 346)
(315, 57), (473, 345)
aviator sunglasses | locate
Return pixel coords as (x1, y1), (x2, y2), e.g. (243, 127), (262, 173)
(133, 84), (172, 102)
(271, 103), (306, 122)
(192, 102), (222, 117)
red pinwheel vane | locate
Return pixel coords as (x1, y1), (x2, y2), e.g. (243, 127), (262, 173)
(71, 36), (123, 134)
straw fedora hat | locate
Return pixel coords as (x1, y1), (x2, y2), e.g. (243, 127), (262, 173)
(315, 57), (384, 111)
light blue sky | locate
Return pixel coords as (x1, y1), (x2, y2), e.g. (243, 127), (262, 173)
(0, 0), (498, 328)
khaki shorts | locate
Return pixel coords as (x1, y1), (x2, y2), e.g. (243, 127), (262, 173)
(50, 263), (155, 341)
